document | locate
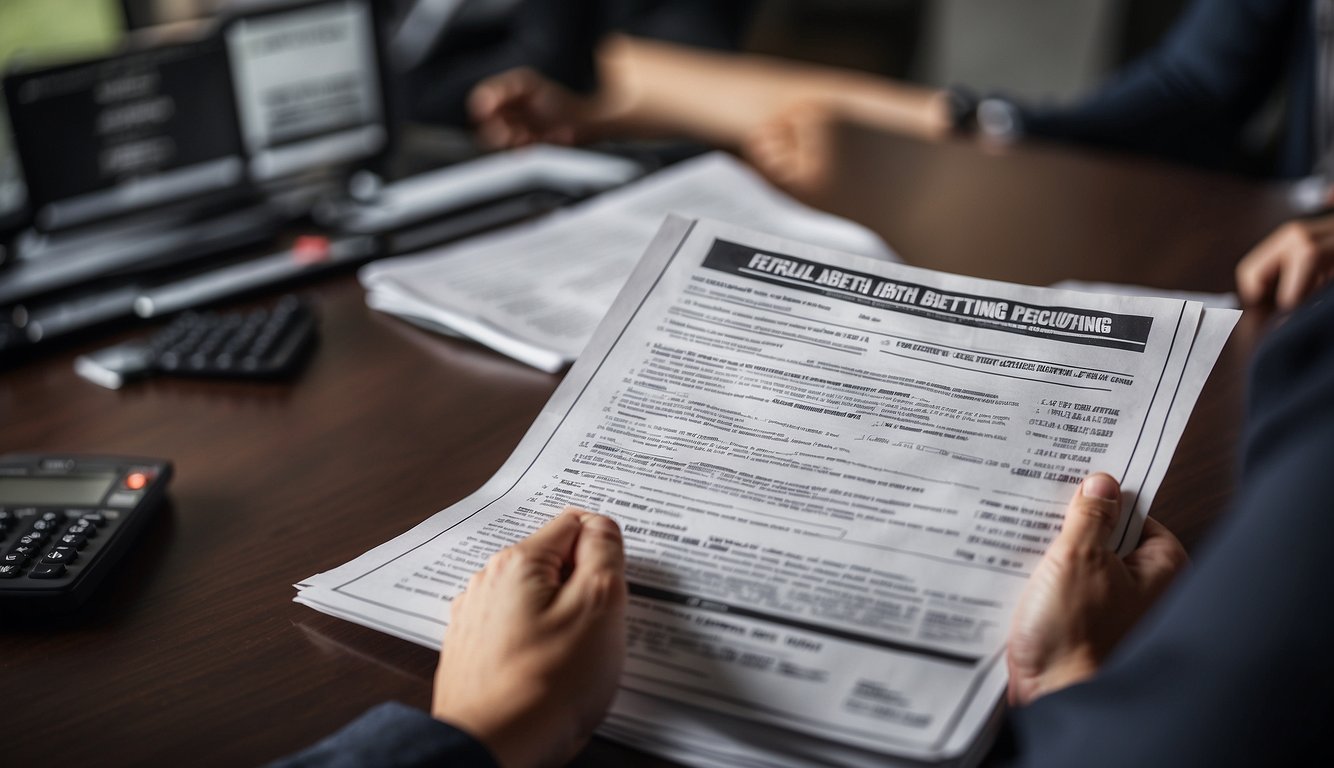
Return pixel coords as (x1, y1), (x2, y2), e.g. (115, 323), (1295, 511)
(299, 218), (1237, 766)
(1050, 280), (1239, 310)
(360, 152), (896, 372)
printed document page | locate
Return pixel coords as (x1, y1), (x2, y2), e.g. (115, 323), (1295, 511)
(360, 152), (895, 371)
(301, 218), (1237, 764)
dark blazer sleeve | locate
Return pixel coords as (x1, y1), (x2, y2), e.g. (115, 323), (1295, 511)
(998, 287), (1334, 767)
(268, 702), (500, 768)
(1017, 0), (1311, 175)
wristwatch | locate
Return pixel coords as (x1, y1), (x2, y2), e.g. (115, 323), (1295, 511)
(944, 86), (1025, 142)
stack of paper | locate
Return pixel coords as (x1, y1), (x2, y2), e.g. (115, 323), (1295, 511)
(300, 218), (1237, 767)
(360, 151), (896, 372)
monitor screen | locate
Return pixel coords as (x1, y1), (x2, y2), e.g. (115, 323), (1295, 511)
(225, 0), (385, 182)
(0, 0), (127, 229)
(5, 36), (246, 231)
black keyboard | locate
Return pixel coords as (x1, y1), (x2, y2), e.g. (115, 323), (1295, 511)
(150, 295), (316, 377)
(74, 295), (317, 388)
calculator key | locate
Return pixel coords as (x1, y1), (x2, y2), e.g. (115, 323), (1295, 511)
(0, 563), (22, 578)
(80, 512), (108, 526)
(30, 519), (57, 533)
(18, 532), (46, 545)
(59, 534), (88, 549)
(29, 563), (66, 579)
(40, 511), (63, 523)
(105, 491), (140, 508)
(66, 523), (96, 540)
(2, 552), (29, 566)
(9, 543), (39, 558)
(42, 548), (75, 564)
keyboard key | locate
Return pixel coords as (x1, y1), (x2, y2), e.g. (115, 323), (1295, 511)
(29, 563), (66, 579)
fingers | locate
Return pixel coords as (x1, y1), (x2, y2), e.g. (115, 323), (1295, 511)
(1051, 473), (1121, 557)
(1236, 218), (1334, 310)
(468, 67), (540, 122)
(1276, 246), (1319, 311)
(1235, 231), (1283, 306)
(557, 512), (627, 616)
(572, 514), (625, 580)
(1123, 516), (1189, 592)
(511, 508), (584, 566)
(469, 68), (545, 149)
(743, 103), (839, 196)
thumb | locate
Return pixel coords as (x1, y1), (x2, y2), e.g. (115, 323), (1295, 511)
(1052, 474), (1122, 555)
(557, 513), (626, 616)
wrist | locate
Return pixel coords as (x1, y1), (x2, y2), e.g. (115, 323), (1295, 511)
(1012, 648), (1100, 707)
(434, 688), (576, 768)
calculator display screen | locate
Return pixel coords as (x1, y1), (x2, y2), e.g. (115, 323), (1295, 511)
(0, 473), (117, 506)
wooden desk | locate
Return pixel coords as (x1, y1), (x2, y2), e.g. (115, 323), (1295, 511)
(0, 133), (1300, 766)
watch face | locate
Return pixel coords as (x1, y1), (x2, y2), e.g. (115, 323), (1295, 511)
(977, 99), (1022, 141)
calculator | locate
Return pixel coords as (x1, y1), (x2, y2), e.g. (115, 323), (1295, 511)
(0, 454), (172, 613)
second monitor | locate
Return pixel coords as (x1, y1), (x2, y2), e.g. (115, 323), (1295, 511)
(224, 0), (388, 185)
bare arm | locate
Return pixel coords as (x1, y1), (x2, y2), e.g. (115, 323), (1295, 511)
(470, 35), (952, 150)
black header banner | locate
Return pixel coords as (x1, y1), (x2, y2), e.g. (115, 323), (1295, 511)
(701, 240), (1154, 352)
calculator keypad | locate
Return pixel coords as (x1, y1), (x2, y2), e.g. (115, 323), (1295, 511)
(0, 508), (112, 585)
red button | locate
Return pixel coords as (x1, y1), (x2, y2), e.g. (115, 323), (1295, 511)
(291, 235), (332, 265)
(125, 472), (148, 491)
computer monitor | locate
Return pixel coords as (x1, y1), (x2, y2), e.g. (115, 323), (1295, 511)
(0, 0), (128, 233)
(223, 0), (388, 184)
(4, 34), (247, 232)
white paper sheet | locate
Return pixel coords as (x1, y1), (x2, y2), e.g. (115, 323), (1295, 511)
(360, 153), (896, 371)
(301, 218), (1238, 766)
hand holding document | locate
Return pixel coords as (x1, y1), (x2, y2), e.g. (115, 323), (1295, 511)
(360, 152), (896, 372)
(302, 218), (1237, 766)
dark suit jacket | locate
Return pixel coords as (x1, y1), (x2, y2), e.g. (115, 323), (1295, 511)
(1001, 285), (1334, 765)
(269, 702), (497, 768)
(1020, 0), (1315, 177)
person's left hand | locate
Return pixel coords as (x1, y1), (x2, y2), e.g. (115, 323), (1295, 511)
(468, 67), (600, 149)
(1006, 474), (1188, 707)
(433, 508), (627, 768)
(1236, 212), (1334, 311)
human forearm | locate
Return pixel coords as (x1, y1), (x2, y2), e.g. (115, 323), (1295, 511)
(592, 35), (951, 147)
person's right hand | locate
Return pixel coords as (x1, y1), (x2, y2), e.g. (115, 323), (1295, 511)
(742, 100), (843, 200)
(1005, 474), (1188, 707)
(1236, 213), (1334, 311)
(468, 67), (599, 149)
(433, 508), (627, 768)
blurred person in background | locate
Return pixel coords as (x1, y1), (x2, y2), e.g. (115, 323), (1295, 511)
(389, 0), (754, 129)
(469, 0), (1333, 312)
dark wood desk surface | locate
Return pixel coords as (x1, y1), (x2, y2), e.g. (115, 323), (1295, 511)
(0, 132), (1300, 766)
